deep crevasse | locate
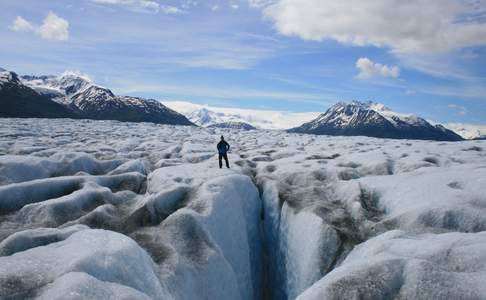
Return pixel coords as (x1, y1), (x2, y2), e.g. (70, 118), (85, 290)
(0, 157), (339, 300)
(258, 177), (343, 300)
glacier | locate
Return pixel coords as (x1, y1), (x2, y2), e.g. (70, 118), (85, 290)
(0, 118), (485, 299)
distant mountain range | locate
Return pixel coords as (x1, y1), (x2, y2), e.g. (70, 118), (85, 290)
(0, 68), (193, 126)
(0, 67), (479, 141)
(441, 123), (486, 140)
(188, 107), (230, 127)
(289, 101), (463, 141)
(163, 101), (320, 129)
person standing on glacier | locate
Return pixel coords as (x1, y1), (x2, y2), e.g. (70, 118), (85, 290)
(217, 136), (230, 168)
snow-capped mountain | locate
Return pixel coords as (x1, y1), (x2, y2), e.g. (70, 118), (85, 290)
(0, 69), (23, 88)
(20, 72), (92, 105)
(186, 106), (273, 128)
(207, 121), (256, 130)
(163, 101), (320, 129)
(19, 75), (65, 102)
(20, 71), (194, 126)
(0, 69), (76, 119)
(443, 123), (486, 140)
(188, 107), (230, 126)
(289, 101), (463, 141)
(22, 72), (91, 96)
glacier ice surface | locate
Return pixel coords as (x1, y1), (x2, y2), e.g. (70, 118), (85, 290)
(0, 118), (485, 299)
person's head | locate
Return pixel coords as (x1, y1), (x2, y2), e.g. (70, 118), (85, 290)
(220, 135), (225, 141)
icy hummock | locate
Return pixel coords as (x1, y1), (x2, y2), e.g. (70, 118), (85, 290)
(0, 118), (485, 299)
(0, 229), (170, 299)
(297, 230), (486, 300)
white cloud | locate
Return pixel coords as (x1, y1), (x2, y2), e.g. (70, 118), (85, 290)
(90, 0), (182, 14)
(252, 0), (486, 94)
(356, 58), (400, 80)
(10, 12), (69, 41)
(38, 12), (69, 41)
(259, 0), (486, 54)
(10, 16), (35, 32)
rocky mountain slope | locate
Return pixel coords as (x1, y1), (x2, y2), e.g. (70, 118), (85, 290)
(0, 70), (76, 119)
(289, 101), (463, 141)
(6, 69), (193, 125)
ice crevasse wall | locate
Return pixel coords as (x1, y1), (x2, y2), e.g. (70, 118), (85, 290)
(0, 166), (263, 299)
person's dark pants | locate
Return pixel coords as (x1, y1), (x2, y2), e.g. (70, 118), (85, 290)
(219, 153), (230, 168)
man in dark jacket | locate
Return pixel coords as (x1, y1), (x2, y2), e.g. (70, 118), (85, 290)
(217, 136), (230, 168)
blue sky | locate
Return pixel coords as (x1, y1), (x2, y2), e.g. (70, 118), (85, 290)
(1, 0), (486, 124)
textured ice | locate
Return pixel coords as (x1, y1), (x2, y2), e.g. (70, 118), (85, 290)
(280, 205), (340, 299)
(0, 225), (88, 256)
(0, 153), (124, 185)
(37, 272), (153, 300)
(152, 175), (261, 300)
(0, 118), (485, 299)
(0, 229), (169, 299)
(297, 230), (486, 300)
(0, 172), (146, 214)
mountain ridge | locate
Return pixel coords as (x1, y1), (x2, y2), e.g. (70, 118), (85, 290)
(0, 70), (77, 119)
(1, 67), (479, 139)
(289, 101), (463, 141)
(17, 70), (194, 126)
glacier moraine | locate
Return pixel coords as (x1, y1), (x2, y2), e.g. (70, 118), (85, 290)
(0, 118), (486, 300)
